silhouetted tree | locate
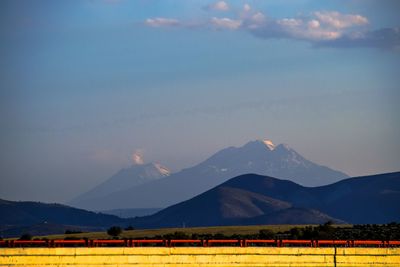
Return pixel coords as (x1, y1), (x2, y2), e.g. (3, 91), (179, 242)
(289, 227), (301, 240)
(163, 231), (189, 240)
(259, 229), (275, 239)
(19, 233), (32, 240)
(107, 226), (122, 237)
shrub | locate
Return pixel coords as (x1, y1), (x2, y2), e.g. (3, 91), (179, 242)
(19, 233), (32, 240)
(163, 231), (189, 240)
(107, 226), (122, 237)
(259, 229), (275, 239)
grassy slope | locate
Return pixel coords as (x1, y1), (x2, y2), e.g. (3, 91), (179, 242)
(35, 224), (350, 240)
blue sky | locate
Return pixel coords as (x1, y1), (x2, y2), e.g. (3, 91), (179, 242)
(0, 0), (399, 202)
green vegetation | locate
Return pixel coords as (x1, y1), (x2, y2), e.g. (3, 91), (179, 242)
(36, 224), (314, 240)
(30, 223), (400, 241)
(19, 233), (32, 240)
(140, 222), (400, 241)
(107, 226), (123, 237)
(274, 222), (400, 241)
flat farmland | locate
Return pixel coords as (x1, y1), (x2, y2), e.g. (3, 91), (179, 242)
(36, 224), (350, 240)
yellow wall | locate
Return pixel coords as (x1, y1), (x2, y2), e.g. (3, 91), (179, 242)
(1, 247), (399, 267)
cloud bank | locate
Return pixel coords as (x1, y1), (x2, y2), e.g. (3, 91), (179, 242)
(204, 1), (230, 11)
(145, 18), (180, 27)
(249, 12), (398, 50)
(144, 2), (399, 50)
(210, 17), (242, 30)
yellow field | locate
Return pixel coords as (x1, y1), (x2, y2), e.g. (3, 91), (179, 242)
(1, 247), (399, 267)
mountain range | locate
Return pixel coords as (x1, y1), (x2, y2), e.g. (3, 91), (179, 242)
(1, 172), (399, 237)
(131, 172), (400, 228)
(0, 199), (126, 238)
(70, 140), (348, 210)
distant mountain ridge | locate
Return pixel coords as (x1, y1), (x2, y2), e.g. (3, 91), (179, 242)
(0, 199), (127, 238)
(71, 140), (348, 210)
(101, 208), (162, 218)
(1, 172), (398, 237)
(131, 172), (400, 228)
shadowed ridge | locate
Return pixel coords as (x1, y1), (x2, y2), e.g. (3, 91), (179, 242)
(311, 171), (400, 223)
(0, 199), (127, 237)
(131, 174), (339, 228)
(131, 172), (400, 228)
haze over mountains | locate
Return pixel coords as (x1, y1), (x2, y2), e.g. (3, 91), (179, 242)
(2, 171), (398, 237)
(71, 157), (170, 207)
(5, 138), (394, 238)
(70, 140), (348, 210)
(132, 172), (400, 228)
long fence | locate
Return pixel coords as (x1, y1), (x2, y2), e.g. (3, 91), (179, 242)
(1, 239), (400, 247)
(1, 246), (400, 266)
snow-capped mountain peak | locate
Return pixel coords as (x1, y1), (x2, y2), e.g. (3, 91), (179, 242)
(70, 161), (170, 206)
(71, 139), (349, 210)
(154, 163), (171, 176)
(262, 139), (275, 150)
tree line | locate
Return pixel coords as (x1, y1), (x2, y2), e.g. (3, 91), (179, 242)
(9, 222), (400, 241)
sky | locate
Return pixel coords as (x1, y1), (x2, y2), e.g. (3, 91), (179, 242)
(0, 0), (399, 203)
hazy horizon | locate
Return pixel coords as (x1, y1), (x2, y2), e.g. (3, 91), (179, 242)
(1, 0), (399, 203)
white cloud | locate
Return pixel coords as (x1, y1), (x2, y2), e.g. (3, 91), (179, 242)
(243, 3), (251, 12)
(251, 12), (266, 24)
(318, 27), (400, 50)
(249, 10), (370, 42)
(276, 18), (341, 41)
(210, 17), (242, 30)
(308, 20), (320, 29)
(206, 1), (230, 11)
(314, 11), (368, 29)
(131, 150), (144, 165)
(143, 7), (397, 50)
(243, 12), (266, 29)
(145, 18), (180, 27)
(277, 18), (303, 27)
(296, 28), (342, 41)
